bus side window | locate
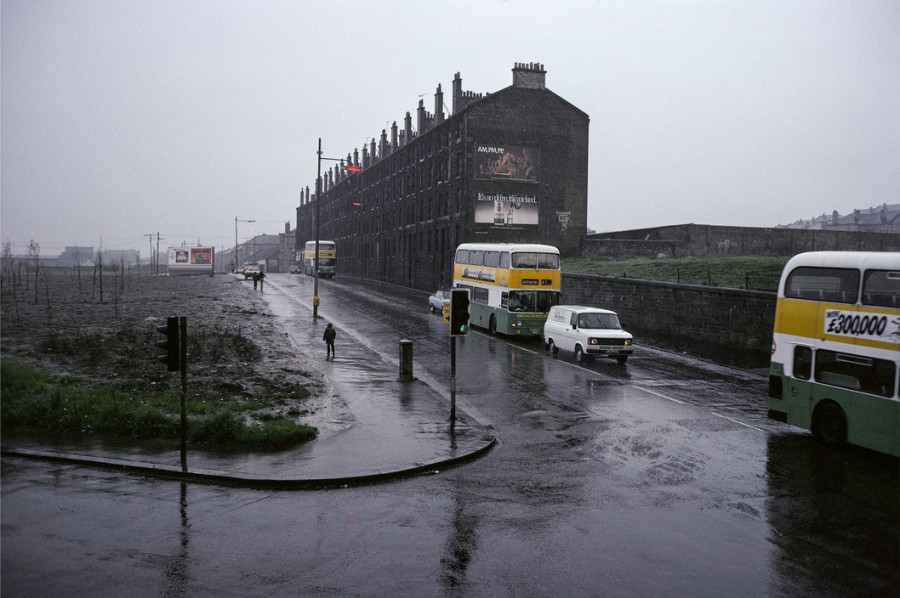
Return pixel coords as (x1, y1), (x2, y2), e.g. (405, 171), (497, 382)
(501, 292), (509, 309)
(862, 270), (900, 307)
(793, 346), (812, 380)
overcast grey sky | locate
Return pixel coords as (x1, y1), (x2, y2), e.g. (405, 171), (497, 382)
(2, 0), (898, 256)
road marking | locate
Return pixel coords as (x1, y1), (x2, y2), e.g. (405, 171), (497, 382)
(633, 386), (685, 404)
(711, 412), (764, 432)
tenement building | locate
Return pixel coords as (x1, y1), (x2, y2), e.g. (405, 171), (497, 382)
(295, 62), (589, 291)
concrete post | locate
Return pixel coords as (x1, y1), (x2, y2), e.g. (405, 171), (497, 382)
(399, 339), (414, 382)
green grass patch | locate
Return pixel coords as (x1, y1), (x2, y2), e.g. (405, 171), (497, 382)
(562, 255), (789, 290)
(1, 361), (316, 451)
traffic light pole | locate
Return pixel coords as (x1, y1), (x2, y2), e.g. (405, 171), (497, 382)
(179, 316), (188, 473)
(450, 336), (457, 431)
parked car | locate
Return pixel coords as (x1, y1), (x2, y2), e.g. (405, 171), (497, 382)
(428, 289), (451, 313)
(242, 264), (260, 279)
(543, 305), (633, 364)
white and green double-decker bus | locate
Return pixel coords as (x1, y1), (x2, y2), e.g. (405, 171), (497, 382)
(452, 243), (560, 336)
(303, 240), (336, 278)
(768, 251), (900, 457)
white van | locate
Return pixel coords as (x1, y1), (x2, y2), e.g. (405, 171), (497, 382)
(543, 305), (633, 364)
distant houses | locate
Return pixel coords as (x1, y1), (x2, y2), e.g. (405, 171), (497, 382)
(4, 246), (141, 270)
(778, 203), (900, 233)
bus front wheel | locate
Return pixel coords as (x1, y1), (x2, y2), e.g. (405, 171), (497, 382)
(813, 401), (847, 445)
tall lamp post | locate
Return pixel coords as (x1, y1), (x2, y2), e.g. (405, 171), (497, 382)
(314, 139), (322, 317)
(234, 217), (255, 273)
(314, 138), (360, 318)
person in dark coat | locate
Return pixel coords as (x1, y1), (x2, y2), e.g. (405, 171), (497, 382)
(323, 322), (336, 359)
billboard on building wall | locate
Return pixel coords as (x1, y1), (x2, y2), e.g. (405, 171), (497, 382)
(167, 246), (214, 274)
(474, 191), (540, 226)
(475, 144), (540, 182)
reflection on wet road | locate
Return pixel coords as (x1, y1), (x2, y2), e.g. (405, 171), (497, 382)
(2, 273), (897, 597)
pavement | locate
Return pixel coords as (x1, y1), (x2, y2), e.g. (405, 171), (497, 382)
(2, 280), (497, 490)
(3, 368), (496, 490)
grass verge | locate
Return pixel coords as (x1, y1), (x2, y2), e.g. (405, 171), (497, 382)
(562, 255), (789, 290)
(1, 361), (317, 452)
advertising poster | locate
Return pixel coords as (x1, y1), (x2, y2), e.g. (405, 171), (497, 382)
(190, 247), (212, 265)
(475, 144), (540, 182)
(475, 191), (539, 226)
(167, 246), (214, 274)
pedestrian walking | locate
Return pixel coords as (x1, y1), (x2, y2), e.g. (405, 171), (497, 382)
(257, 270), (266, 292)
(323, 322), (336, 359)
(253, 272), (259, 290)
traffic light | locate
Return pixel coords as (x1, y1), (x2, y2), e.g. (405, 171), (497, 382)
(157, 316), (181, 371)
(450, 288), (470, 336)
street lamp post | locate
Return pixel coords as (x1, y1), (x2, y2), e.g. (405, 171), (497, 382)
(235, 217), (255, 273)
(313, 138), (358, 318)
(314, 139), (322, 318)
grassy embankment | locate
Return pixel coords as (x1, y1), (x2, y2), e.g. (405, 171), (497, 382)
(1, 361), (317, 451)
(562, 255), (790, 291)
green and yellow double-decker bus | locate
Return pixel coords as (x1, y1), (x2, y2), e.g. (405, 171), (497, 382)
(452, 243), (560, 336)
(303, 240), (336, 278)
(768, 251), (900, 457)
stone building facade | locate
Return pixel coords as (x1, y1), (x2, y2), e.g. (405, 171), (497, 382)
(295, 63), (589, 292)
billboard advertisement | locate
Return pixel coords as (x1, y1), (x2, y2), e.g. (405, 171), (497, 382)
(475, 144), (539, 182)
(474, 191), (539, 226)
(167, 246), (214, 274)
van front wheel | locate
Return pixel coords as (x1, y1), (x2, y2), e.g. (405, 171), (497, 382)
(574, 345), (585, 363)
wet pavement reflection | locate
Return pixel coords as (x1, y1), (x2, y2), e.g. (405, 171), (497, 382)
(2, 273), (897, 597)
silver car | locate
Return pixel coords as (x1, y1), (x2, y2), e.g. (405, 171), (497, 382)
(428, 289), (451, 313)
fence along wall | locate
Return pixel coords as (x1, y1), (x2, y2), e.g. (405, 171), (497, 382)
(562, 272), (776, 366)
(584, 224), (900, 258)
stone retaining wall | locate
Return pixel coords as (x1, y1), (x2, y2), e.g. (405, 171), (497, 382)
(562, 272), (776, 366)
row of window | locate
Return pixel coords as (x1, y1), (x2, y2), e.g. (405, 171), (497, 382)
(454, 249), (560, 270)
(793, 346), (897, 398)
(786, 267), (899, 307)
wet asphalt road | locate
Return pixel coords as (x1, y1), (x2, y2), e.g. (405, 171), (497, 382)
(2, 273), (898, 597)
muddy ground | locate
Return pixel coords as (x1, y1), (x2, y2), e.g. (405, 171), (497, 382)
(1, 269), (329, 431)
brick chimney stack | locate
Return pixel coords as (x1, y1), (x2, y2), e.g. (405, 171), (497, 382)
(435, 84), (444, 123)
(512, 62), (546, 89)
(452, 72), (462, 115)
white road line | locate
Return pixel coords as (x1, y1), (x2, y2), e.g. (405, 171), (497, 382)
(633, 385), (685, 404)
(712, 412), (764, 432)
